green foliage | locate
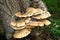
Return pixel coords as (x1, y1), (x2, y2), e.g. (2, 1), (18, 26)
(45, 19), (60, 37)
(43, 0), (60, 38)
(43, 0), (60, 19)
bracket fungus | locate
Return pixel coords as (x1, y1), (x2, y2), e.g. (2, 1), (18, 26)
(32, 11), (51, 19)
(15, 7), (36, 17)
(13, 29), (31, 38)
(10, 7), (51, 38)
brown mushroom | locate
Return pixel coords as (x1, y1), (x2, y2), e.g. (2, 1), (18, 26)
(13, 29), (31, 38)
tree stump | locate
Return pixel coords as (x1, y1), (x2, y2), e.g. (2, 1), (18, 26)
(0, 0), (52, 40)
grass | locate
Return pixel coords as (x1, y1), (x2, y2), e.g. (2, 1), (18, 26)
(43, 0), (60, 39)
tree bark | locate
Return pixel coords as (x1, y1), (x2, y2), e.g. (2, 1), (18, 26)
(0, 0), (30, 40)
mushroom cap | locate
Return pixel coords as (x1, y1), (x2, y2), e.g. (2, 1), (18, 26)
(24, 7), (36, 17)
(33, 8), (43, 15)
(42, 11), (51, 18)
(10, 21), (17, 26)
(16, 17), (31, 27)
(32, 15), (41, 19)
(15, 12), (27, 17)
(25, 26), (35, 28)
(15, 12), (22, 17)
(15, 7), (36, 17)
(27, 21), (44, 27)
(13, 29), (31, 38)
(17, 22), (25, 27)
(11, 25), (27, 30)
(43, 20), (51, 25)
(24, 18), (31, 23)
(44, 11), (51, 17)
(28, 21), (39, 26)
(32, 11), (51, 19)
(38, 22), (44, 27)
(26, 7), (35, 12)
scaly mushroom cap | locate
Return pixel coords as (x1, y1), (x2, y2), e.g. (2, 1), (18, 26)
(13, 29), (31, 38)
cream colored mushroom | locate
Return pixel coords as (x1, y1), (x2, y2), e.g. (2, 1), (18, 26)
(15, 12), (28, 17)
(33, 8), (43, 15)
(27, 21), (44, 27)
(43, 20), (51, 25)
(13, 29), (31, 38)
(11, 25), (27, 30)
(32, 11), (51, 19)
(15, 8), (36, 17)
(28, 21), (39, 26)
(16, 17), (31, 27)
(10, 21), (17, 26)
(25, 25), (35, 28)
(17, 22), (25, 27)
(38, 22), (44, 27)
(24, 17), (31, 23)
(43, 11), (51, 18)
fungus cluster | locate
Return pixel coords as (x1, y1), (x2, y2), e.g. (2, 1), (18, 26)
(10, 7), (51, 38)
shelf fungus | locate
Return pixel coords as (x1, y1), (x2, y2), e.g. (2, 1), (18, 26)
(10, 7), (51, 38)
(10, 21), (17, 27)
(33, 8), (44, 15)
(43, 20), (51, 25)
(15, 7), (36, 17)
(32, 11), (51, 19)
(13, 29), (31, 38)
(11, 18), (31, 27)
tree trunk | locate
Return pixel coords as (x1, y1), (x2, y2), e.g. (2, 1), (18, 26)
(0, 0), (30, 40)
(0, 0), (51, 40)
